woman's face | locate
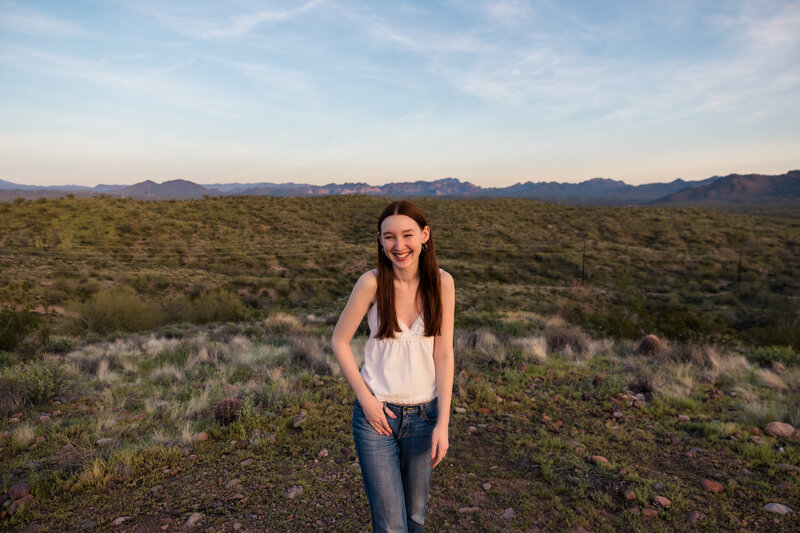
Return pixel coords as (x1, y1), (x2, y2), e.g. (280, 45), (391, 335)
(380, 214), (430, 270)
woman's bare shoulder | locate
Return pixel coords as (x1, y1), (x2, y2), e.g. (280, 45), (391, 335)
(438, 268), (454, 284)
(354, 270), (378, 293)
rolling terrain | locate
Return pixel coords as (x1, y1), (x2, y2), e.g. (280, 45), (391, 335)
(1, 195), (798, 531)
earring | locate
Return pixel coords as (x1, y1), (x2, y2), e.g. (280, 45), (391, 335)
(422, 242), (428, 252)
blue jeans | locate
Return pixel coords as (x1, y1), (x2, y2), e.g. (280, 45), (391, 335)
(352, 397), (438, 533)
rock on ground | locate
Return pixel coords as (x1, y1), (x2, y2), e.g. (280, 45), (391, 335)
(765, 421), (796, 438)
(8, 493), (34, 515)
(653, 496), (672, 508)
(285, 485), (303, 499)
(9, 481), (30, 500)
(701, 479), (724, 493)
(184, 512), (203, 527)
(763, 503), (793, 515)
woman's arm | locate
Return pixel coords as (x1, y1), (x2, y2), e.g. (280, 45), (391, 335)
(331, 271), (396, 436)
(430, 270), (455, 467)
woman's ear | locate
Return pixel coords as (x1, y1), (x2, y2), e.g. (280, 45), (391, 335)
(422, 225), (431, 243)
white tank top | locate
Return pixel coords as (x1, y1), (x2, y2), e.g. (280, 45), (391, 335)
(360, 302), (437, 405)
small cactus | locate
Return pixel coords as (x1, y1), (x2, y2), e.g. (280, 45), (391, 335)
(637, 334), (665, 356)
(213, 397), (242, 425)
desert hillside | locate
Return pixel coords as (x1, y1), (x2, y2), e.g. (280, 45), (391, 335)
(1, 196), (798, 531)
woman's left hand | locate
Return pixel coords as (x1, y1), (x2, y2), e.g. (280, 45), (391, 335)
(430, 423), (449, 468)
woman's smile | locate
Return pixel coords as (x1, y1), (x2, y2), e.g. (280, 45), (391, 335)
(380, 213), (430, 272)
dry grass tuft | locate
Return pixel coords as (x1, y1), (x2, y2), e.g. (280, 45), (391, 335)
(184, 350), (208, 371)
(702, 349), (751, 382)
(264, 313), (304, 336)
(183, 387), (212, 419)
(93, 413), (118, 438)
(742, 399), (782, 427)
(459, 329), (505, 365)
(454, 370), (469, 401)
(756, 368), (788, 391)
(266, 367), (291, 401)
(74, 458), (113, 491)
(180, 421), (194, 446)
(288, 334), (335, 375)
(11, 423), (36, 449)
(143, 336), (181, 357)
(660, 363), (696, 400)
(628, 361), (666, 396)
(96, 359), (118, 383)
(150, 364), (185, 383)
(511, 336), (547, 364)
(544, 320), (590, 357)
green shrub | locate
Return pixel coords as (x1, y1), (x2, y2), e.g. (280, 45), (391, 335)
(187, 289), (248, 324)
(231, 393), (258, 440)
(0, 306), (49, 354)
(44, 335), (80, 354)
(0, 358), (72, 412)
(746, 345), (800, 367)
(80, 285), (164, 334)
(0, 351), (20, 369)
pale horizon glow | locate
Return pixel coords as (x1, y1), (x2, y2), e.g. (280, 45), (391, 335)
(1, 1), (799, 187)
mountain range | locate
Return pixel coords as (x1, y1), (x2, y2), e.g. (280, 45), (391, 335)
(1, 171), (798, 205)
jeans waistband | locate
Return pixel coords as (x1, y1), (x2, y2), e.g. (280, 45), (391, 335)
(355, 396), (437, 413)
(384, 396), (437, 414)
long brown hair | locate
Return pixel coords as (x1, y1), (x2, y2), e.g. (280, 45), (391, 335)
(375, 200), (442, 339)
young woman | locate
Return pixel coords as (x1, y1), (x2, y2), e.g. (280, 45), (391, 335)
(332, 200), (455, 533)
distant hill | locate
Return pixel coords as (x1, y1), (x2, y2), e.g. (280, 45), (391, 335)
(2, 171), (798, 205)
(0, 179), (39, 191)
(236, 177), (480, 197)
(654, 171), (800, 204)
(115, 179), (221, 199)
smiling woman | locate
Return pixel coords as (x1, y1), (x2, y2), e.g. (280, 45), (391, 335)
(331, 199), (455, 532)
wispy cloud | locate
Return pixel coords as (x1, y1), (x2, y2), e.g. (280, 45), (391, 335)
(0, 1), (85, 37)
(135, 0), (325, 39)
(0, 46), (235, 117)
(206, 0), (324, 38)
(209, 56), (316, 99)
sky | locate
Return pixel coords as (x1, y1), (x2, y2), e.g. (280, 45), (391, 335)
(1, 0), (799, 187)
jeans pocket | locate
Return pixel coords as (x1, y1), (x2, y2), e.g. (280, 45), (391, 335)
(421, 403), (438, 422)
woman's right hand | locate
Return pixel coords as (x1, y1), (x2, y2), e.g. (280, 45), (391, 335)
(360, 394), (397, 436)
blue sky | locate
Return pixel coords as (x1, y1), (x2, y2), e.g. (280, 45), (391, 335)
(1, 0), (799, 187)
